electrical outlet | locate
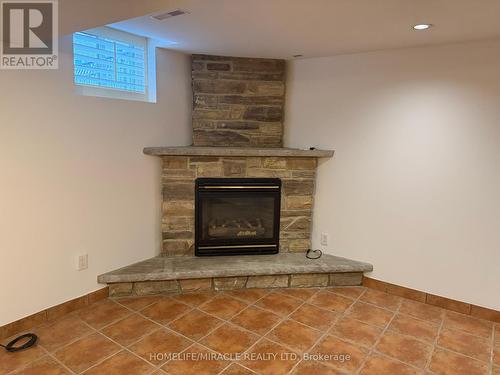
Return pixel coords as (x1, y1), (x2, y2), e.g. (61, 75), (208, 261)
(77, 254), (88, 271)
(320, 233), (329, 246)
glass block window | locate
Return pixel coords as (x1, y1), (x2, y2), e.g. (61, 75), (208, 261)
(73, 28), (147, 95)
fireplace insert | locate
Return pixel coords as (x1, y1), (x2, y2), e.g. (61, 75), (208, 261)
(195, 178), (281, 256)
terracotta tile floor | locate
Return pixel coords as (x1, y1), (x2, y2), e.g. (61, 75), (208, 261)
(1, 286), (499, 375)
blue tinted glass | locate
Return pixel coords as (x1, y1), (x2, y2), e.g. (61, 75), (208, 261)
(73, 32), (146, 94)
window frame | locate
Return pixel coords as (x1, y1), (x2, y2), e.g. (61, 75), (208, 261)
(73, 26), (152, 102)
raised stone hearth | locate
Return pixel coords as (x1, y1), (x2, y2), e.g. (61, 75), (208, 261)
(98, 253), (373, 296)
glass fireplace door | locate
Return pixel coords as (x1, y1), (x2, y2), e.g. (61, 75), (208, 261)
(195, 178), (281, 256)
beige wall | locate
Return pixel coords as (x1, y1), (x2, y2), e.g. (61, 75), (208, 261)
(0, 36), (192, 325)
(285, 39), (500, 310)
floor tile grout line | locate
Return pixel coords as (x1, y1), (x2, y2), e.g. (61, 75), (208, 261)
(0, 289), (402, 374)
(424, 310), (496, 369)
(45, 302), (179, 374)
(290, 288), (367, 373)
(145, 301), (196, 327)
(353, 296), (402, 375)
(13, 290), (495, 374)
(5, 345), (77, 375)
(36, 320), (99, 356)
(441, 320), (496, 343)
(232, 288), (320, 347)
(3, 287), (343, 353)
(491, 325), (497, 375)
(43, 322), (113, 359)
(349, 292), (495, 371)
(106, 288), (355, 375)
(3, 286), (362, 375)
(381, 320), (441, 347)
(77, 298), (138, 330)
(272, 288), (364, 374)
(322, 288), (378, 349)
(12, 286), (477, 375)
(215, 362), (238, 375)
(234, 288), (325, 373)
(231, 362), (264, 375)
(67, 313), (165, 374)
(436, 322), (496, 342)
(17, 309), (120, 356)
(80, 316), (173, 374)
(424, 306), (446, 372)
(433, 333), (494, 364)
(370, 319), (492, 373)
(159, 316), (227, 369)
(113, 295), (166, 312)
(162, 338), (232, 374)
(125, 291), (275, 372)
(443, 309), (496, 334)
(117, 307), (204, 372)
(398, 300), (445, 326)
(199, 289), (308, 330)
(430, 343), (496, 367)
(345, 298), (401, 315)
(432, 344), (496, 366)
(488, 324), (496, 375)
(0, 287), (350, 375)
(162, 293), (255, 339)
(285, 286), (369, 375)
(370, 350), (429, 372)
(46, 351), (78, 375)
(390, 309), (442, 327)
(160, 308), (290, 375)
(222, 288), (272, 302)
(173, 336), (263, 375)
(71, 337), (133, 373)
(168, 306), (227, 337)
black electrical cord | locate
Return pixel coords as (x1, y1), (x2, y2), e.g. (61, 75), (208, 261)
(306, 248), (322, 259)
(0, 333), (38, 352)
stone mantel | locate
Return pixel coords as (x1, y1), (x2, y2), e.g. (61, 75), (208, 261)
(143, 146), (334, 158)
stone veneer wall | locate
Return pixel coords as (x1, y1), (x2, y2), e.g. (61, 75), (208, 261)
(162, 156), (317, 256)
(191, 55), (286, 147)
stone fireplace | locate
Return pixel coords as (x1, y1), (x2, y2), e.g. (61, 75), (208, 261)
(151, 54), (333, 257)
(98, 55), (373, 294)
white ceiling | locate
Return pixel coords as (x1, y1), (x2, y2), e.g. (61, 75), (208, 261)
(105, 0), (500, 59)
(60, 0), (177, 36)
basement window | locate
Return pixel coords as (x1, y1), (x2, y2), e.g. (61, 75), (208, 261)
(73, 27), (155, 102)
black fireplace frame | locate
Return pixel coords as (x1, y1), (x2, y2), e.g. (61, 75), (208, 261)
(195, 178), (281, 256)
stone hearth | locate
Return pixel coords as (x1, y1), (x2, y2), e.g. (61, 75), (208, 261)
(98, 253), (373, 296)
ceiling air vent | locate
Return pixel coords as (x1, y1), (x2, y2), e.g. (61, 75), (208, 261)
(151, 9), (189, 21)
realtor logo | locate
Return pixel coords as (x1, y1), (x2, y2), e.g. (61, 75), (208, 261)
(1, 0), (58, 69)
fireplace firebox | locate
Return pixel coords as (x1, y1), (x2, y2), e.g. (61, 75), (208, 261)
(195, 178), (281, 256)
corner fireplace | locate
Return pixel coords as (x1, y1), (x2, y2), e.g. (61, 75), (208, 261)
(195, 178), (281, 256)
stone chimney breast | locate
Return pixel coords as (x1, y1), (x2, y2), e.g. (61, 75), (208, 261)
(191, 54), (286, 147)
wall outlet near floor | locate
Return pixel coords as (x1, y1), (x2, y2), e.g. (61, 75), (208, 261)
(77, 254), (88, 271)
(320, 233), (329, 246)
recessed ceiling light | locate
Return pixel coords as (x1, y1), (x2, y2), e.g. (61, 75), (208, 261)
(413, 24), (432, 31)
